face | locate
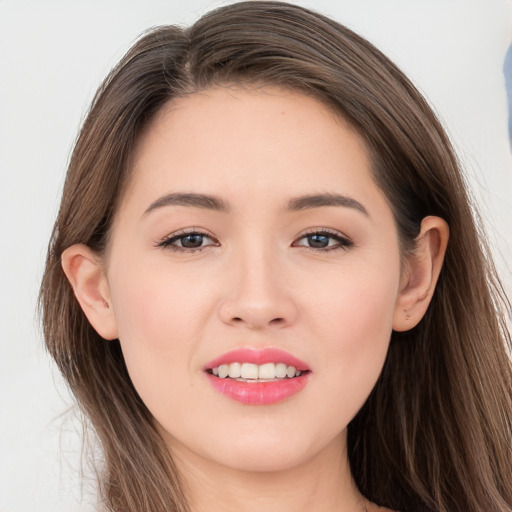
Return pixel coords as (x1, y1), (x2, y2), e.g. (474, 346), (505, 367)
(103, 87), (404, 473)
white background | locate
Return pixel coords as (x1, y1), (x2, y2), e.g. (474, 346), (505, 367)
(1, 1), (511, 511)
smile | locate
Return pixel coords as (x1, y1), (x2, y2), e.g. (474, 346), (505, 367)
(204, 348), (311, 405)
(210, 362), (303, 380)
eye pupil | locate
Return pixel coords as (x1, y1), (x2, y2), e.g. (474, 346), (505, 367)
(308, 234), (329, 248)
(182, 234), (204, 248)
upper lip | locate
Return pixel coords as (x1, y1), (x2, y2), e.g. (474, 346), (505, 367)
(204, 347), (310, 371)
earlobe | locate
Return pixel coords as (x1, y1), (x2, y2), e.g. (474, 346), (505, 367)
(393, 216), (449, 332)
(61, 244), (119, 340)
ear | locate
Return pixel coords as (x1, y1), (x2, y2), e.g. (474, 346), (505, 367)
(61, 244), (118, 340)
(393, 216), (449, 332)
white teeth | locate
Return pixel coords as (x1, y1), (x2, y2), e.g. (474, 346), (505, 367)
(275, 363), (287, 378)
(218, 364), (229, 379)
(228, 362), (241, 378)
(241, 363), (259, 379)
(211, 362), (305, 380)
(286, 366), (297, 378)
(258, 363), (276, 379)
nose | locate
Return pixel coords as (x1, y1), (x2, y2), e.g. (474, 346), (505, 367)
(218, 245), (298, 330)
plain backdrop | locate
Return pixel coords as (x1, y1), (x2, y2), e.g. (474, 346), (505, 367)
(1, 1), (511, 511)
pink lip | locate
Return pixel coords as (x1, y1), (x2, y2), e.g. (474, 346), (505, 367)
(204, 347), (310, 371)
(206, 373), (309, 405)
(204, 348), (311, 405)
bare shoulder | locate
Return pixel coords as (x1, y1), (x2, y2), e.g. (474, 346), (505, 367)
(368, 504), (399, 512)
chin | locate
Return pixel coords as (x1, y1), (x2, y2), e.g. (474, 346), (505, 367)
(205, 444), (314, 473)
(195, 425), (344, 474)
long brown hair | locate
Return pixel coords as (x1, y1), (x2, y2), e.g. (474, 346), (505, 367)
(39, 2), (512, 511)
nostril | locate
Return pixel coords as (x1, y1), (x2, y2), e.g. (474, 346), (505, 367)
(230, 316), (285, 326)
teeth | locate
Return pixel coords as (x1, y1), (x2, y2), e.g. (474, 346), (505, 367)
(228, 362), (241, 378)
(276, 363), (287, 378)
(211, 362), (304, 380)
(286, 366), (297, 378)
(241, 363), (259, 379)
(218, 364), (229, 379)
(258, 362), (276, 379)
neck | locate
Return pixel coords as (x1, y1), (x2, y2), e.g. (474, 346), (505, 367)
(168, 431), (366, 512)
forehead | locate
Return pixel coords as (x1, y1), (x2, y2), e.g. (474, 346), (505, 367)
(123, 86), (381, 213)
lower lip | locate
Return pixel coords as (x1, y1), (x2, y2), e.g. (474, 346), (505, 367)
(206, 373), (309, 405)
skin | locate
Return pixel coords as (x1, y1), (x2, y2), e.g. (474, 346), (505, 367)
(62, 86), (448, 512)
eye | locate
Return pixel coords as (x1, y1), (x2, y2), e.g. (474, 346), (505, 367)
(293, 229), (353, 251)
(157, 229), (218, 253)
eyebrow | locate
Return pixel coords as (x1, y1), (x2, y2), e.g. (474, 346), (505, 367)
(143, 192), (368, 217)
(143, 193), (230, 216)
(286, 193), (369, 216)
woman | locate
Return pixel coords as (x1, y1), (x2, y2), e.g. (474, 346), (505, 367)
(39, 2), (512, 511)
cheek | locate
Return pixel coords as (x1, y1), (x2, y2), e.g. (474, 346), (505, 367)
(106, 260), (214, 405)
(333, 285), (394, 373)
(307, 262), (399, 415)
(110, 257), (212, 343)
(308, 254), (399, 341)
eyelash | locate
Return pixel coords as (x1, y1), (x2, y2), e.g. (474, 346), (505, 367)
(157, 228), (219, 253)
(156, 228), (353, 253)
(293, 228), (354, 252)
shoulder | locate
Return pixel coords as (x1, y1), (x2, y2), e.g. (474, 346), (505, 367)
(368, 505), (400, 512)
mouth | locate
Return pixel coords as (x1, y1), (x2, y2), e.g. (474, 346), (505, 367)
(204, 348), (311, 405)
(207, 362), (307, 381)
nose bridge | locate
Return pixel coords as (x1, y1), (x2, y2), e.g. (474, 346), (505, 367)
(219, 236), (296, 329)
(240, 244), (280, 299)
